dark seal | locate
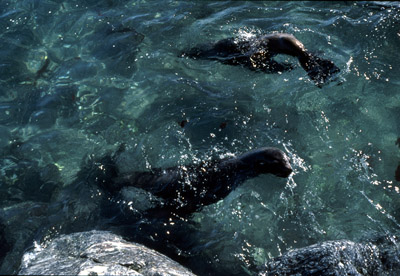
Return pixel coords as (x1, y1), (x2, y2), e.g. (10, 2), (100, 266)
(96, 147), (292, 217)
(182, 33), (340, 87)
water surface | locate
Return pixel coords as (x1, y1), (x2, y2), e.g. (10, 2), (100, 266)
(1, 1), (400, 275)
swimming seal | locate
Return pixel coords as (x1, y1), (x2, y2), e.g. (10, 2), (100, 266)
(97, 147), (292, 217)
(182, 33), (340, 87)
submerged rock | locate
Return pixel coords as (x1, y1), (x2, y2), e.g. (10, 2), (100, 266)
(0, 201), (49, 275)
(0, 221), (11, 267)
(0, 157), (60, 205)
(261, 238), (400, 276)
(18, 230), (196, 276)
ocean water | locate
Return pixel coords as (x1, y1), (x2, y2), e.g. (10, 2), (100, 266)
(1, 1), (400, 275)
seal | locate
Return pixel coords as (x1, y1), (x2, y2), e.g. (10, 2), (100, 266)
(97, 147), (292, 217)
(182, 33), (340, 87)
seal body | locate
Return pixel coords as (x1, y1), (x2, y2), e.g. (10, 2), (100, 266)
(100, 147), (292, 217)
(182, 33), (340, 87)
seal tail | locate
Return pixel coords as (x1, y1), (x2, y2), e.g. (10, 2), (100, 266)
(179, 46), (210, 59)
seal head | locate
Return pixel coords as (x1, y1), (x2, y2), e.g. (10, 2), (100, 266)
(236, 147), (293, 178)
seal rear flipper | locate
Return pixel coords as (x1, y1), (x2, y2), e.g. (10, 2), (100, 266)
(77, 153), (120, 191)
(110, 169), (177, 196)
(108, 171), (157, 192)
(180, 43), (222, 60)
(180, 46), (205, 59)
(180, 38), (242, 60)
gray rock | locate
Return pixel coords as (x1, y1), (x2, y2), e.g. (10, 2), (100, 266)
(261, 238), (400, 276)
(18, 230), (196, 276)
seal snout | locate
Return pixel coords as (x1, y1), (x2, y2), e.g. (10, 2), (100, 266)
(238, 147), (293, 178)
(276, 160), (293, 178)
(277, 152), (293, 178)
(261, 147), (293, 178)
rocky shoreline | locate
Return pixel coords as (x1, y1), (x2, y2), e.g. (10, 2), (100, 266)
(16, 230), (400, 276)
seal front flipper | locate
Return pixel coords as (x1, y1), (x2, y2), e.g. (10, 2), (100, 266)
(299, 53), (340, 87)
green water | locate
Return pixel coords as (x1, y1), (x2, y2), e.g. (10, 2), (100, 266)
(0, 1), (400, 275)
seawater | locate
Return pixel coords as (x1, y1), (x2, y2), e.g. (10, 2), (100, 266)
(0, 1), (400, 275)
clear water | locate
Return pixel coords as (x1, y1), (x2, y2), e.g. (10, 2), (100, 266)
(1, 1), (400, 275)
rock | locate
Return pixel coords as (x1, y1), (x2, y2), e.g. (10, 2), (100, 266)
(261, 238), (400, 276)
(0, 125), (11, 148)
(0, 221), (11, 266)
(18, 230), (196, 276)
(0, 158), (60, 204)
(29, 108), (57, 129)
(0, 201), (49, 275)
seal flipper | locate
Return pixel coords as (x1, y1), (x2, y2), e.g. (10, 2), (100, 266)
(78, 154), (119, 190)
(299, 54), (340, 87)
